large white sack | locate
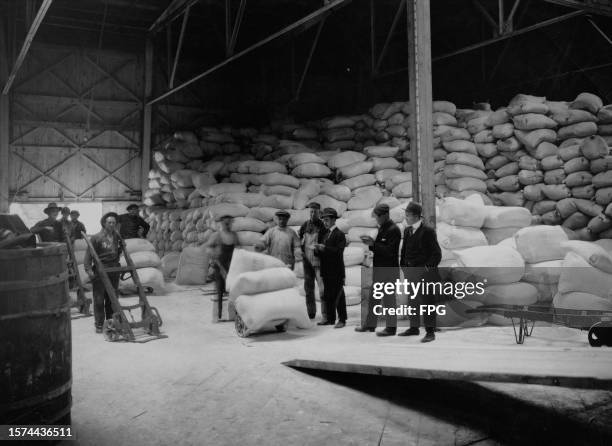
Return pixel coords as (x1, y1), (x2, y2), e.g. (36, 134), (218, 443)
(192, 172), (217, 189)
(246, 207), (278, 222)
(343, 209), (377, 228)
(124, 238), (156, 254)
(348, 227), (378, 243)
(261, 194), (293, 209)
(364, 146), (399, 158)
(328, 151), (367, 169)
(482, 206), (532, 229)
(553, 291), (612, 311)
(482, 227), (523, 245)
(454, 245), (525, 284)
(120, 251), (161, 269)
(344, 286), (362, 306)
(215, 192), (262, 207)
(347, 186), (382, 210)
(259, 172), (301, 188)
(345, 265), (363, 287)
(234, 288), (312, 332)
(237, 231), (264, 247)
(514, 225), (569, 263)
(230, 267), (297, 300)
(392, 182), (413, 198)
(161, 252), (180, 278)
(203, 183), (247, 197)
(560, 240), (612, 274)
(206, 203), (250, 221)
(287, 153), (325, 168)
(292, 164), (332, 178)
(288, 209), (310, 226)
(339, 161), (373, 179)
(481, 282), (539, 306)
(230, 217), (268, 233)
(439, 196), (487, 228)
(497, 237), (517, 250)
(119, 267), (165, 295)
(320, 184), (352, 202)
(226, 249), (286, 292)
(176, 246), (210, 285)
(558, 252), (612, 298)
(344, 246), (365, 266)
(341, 174), (377, 190)
(436, 222), (488, 250)
(523, 260), (563, 284)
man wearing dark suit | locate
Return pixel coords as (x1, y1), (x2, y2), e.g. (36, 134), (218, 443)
(398, 201), (442, 343)
(355, 203), (401, 336)
(314, 208), (347, 328)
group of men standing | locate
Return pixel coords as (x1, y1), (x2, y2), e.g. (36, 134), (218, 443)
(30, 202), (151, 334)
(356, 202), (442, 343)
(209, 200), (442, 342)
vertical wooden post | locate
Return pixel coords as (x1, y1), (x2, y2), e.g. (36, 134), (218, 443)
(0, 15), (10, 213)
(141, 38), (153, 199)
(407, 0), (435, 227)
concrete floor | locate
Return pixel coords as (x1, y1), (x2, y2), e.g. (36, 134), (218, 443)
(62, 284), (612, 446)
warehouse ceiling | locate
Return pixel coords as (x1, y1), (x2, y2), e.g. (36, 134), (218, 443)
(2, 0), (612, 125)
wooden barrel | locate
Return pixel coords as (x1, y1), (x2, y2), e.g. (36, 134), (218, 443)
(0, 243), (72, 424)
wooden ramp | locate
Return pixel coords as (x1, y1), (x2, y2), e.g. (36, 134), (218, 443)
(284, 343), (612, 390)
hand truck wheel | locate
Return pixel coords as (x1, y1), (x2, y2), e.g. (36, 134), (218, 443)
(589, 322), (604, 347)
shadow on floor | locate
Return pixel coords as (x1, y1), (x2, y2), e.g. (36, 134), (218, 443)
(289, 368), (612, 446)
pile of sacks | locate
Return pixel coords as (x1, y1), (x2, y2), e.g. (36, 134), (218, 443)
(364, 102), (411, 161)
(226, 250), (312, 333)
(554, 239), (612, 311)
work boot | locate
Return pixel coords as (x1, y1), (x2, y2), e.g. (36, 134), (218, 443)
(317, 320), (333, 326)
(354, 326), (375, 332)
(95, 326), (103, 334)
(376, 328), (396, 337)
(397, 327), (420, 337)
(334, 321), (345, 329)
(421, 332), (435, 343)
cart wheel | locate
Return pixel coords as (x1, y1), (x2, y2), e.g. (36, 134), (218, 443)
(235, 313), (249, 338)
(589, 322), (603, 347)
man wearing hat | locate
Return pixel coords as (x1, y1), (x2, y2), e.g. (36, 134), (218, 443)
(69, 210), (87, 241)
(83, 212), (123, 333)
(206, 215), (239, 319)
(59, 207), (72, 241)
(117, 204), (150, 239)
(314, 208), (347, 328)
(256, 209), (301, 269)
(355, 203), (401, 336)
(399, 201), (442, 343)
(298, 202), (327, 320)
(30, 202), (64, 242)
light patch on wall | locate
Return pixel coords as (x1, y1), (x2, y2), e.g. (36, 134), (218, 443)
(10, 202), (103, 236)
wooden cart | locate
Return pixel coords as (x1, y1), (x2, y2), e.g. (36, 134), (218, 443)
(82, 232), (167, 343)
(467, 304), (612, 346)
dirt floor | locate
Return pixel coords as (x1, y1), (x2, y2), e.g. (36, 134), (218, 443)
(62, 284), (612, 446)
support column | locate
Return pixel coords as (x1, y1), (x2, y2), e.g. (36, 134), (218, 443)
(0, 14), (10, 213)
(141, 38), (153, 199)
(407, 0), (434, 227)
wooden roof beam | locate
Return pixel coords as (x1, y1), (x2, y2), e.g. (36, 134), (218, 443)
(2, 0), (53, 95)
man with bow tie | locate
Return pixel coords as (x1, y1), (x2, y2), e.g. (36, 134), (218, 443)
(398, 202), (442, 342)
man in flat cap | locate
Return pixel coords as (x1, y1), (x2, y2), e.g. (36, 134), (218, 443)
(256, 209), (302, 269)
(399, 201), (442, 343)
(30, 202), (64, 242)
(314, 208), (347, 328)
(298, 202), (327, 320)
(355, 203), (401, 336)
(69, 210), (87, 241)
(117, 204), (150, 239)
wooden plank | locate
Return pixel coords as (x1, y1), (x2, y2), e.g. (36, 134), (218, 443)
(284, 344), (612, 390)
(142, 39), (153, 196)
(406, 0), (435, 227)
(543, 0), (612, 18)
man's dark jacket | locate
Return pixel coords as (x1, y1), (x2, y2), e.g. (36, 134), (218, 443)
(316, 227), (346, 279)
